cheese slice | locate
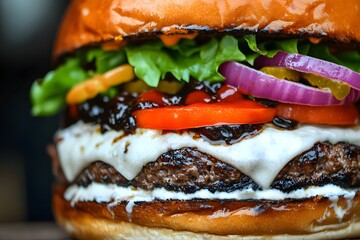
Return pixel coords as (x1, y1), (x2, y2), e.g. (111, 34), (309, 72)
(56, 121), (360, 188)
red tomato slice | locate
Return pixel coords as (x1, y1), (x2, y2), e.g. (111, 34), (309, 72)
(134, 100), (276, 130)
(185, 90), (212, 105)
(137, 90), (165, 106)
(216, 85), (244, 102)
(69, 104), (78, 119)
(276, 103), (359, 125)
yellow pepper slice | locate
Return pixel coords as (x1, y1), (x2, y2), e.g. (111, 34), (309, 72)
(122, 79), (183, 94)
(302, 73), (350, 100)
(261, 67), (350, 100)
(260, 67), (301, 82)
(66, 64), (135, 104)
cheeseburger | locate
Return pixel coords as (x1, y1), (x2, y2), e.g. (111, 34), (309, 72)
(31, 0), (360, 239)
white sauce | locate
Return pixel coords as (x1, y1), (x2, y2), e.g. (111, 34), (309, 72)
(56, 121), (360, 188)
(65, 183), (358, 204)
(328, 194), (356, 221)
(64, 183), (358, 219)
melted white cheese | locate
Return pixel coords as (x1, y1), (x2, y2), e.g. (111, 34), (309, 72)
(56, 121), (360, 188)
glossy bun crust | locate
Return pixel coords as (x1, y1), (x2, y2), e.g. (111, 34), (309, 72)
(53, 1), (360, 239)
(54, 0), (360, 59)
(54, 185), (360, 239)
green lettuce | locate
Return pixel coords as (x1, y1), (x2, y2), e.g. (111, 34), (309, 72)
(125, 35), (246, 87)
(308, 44), (360, 72)
(31, 49), (127, 116)
(30, 35), (360, 116)
(81, 48), (127, 73)
(31, 59), (88, 116)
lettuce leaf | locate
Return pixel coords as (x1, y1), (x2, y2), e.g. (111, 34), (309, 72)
(31, 49), (127, 116)
(85, 49), (126, 73)
(31, 59), (89, 116)
(125, 35), (246, 87)
(30, 35), (360, 116)
(308, 44), (360, 72)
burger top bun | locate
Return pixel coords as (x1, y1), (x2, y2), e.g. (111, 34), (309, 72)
(54, 0), (360, 59)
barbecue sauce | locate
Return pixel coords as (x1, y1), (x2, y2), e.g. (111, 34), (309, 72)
(62, 80), (296, 143)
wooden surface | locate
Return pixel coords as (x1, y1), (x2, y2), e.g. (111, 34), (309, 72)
(0, 222), (68, 240)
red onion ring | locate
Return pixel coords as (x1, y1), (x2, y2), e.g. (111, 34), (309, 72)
(219, 61), (360, 106)
(254, 51), (360, 91)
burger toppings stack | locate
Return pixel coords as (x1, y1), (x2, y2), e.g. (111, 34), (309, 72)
(31, 0), (360, 239)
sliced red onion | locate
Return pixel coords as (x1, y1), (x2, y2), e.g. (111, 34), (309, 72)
(254, 51), (360, 91)
(219, 61), (360, 106)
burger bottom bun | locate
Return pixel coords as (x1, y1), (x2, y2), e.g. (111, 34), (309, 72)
(53, 185), (360, 239)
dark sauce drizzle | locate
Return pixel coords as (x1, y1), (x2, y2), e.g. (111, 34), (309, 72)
(62, 80), (297, 144)
(196, 125), (262, 145)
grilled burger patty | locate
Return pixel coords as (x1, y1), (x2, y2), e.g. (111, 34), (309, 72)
(66, 142), (360, 193)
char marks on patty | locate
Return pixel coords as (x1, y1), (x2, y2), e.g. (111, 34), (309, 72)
(272, 142), (360, 192)
(69, 143), (360, 193)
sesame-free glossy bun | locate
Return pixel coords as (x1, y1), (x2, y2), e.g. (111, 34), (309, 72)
(54, 0), (360, 59)
(53, 184), (360, 239)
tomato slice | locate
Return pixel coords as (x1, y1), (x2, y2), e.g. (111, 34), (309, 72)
(133, 100), (276, 130)
(216, 85), (244, 102)
(185, 90), (212, 105)
(137, 90), (166, 106)
(276, 103), (359, 125)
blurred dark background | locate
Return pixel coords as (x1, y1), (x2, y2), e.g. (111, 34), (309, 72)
(0, 0), (70, 222)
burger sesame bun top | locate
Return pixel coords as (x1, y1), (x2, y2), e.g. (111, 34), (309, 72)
(54, 0), (360, 59)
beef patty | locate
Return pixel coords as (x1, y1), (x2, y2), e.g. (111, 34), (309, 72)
(64, 142), (360, 193)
